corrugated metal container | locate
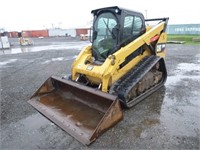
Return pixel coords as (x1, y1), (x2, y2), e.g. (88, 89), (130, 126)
(66, 29), (76, 37)
(49, 29), (68, 37)
(22, 31), (30, 37)
(31, 30), (49, 37)
(76, 28), (89, 36)
(22, 30), (49, 37)
(8, 32), (11, 38)
(8, 31), (19, 38)
(48, 29), (76, 37)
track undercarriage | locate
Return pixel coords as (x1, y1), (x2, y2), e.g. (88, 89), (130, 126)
(109, 56), (167, 108)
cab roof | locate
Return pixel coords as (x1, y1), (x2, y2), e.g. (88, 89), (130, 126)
(91, 6), (143, 16)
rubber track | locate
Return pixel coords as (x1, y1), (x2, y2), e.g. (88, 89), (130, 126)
(109, 55), (167, 108)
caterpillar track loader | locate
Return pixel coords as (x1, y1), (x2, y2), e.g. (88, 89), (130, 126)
(28, 6), (169, 145)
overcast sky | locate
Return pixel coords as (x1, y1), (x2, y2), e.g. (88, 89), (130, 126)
(1, 0), (200, 31)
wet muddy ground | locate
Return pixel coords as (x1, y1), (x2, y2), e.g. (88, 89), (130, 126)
(0, 37), (200, 149)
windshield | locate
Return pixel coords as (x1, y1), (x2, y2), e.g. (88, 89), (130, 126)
(92, 12), (118, 61)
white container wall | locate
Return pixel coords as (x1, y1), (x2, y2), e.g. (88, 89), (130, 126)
(1, 36), (10, 49)
(48, 29), (68, 37)
(65, 29), (76, 37)
(48, 29), (76, 37)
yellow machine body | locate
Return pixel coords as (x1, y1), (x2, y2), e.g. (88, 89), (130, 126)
(71, 23), (167, 92)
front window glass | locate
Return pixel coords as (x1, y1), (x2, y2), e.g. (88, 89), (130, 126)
(92, 12), (118, 61)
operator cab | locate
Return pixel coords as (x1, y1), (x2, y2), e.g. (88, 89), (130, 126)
(91, 6), (146, 62)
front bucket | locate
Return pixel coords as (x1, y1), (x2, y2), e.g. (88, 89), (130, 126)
(28, 76), (123, 145)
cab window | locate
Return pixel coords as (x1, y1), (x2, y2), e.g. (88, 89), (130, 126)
(123, 15), (143, 40)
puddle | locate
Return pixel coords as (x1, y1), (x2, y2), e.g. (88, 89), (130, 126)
(195, 53), (200, 62)
(196, 53), (200, 58)
(166, 75), (200, 86)
(132, 61), (200, 139)
(177, 63), (200, 72)
(41, 55), (77, 64)
(0, 41), (90, 55)
(0, 59), (18, 67)
(130, 88), (166, 138)
(161, 61), (200, 138)
(166, 62), (200, 86)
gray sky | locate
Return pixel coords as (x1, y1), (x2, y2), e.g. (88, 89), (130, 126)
(1, 0), (200, 31)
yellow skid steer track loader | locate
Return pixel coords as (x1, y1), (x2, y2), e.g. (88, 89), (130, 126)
(28, 6), (169, 145)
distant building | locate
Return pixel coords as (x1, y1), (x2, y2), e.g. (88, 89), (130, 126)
(167, 24), (200, 35)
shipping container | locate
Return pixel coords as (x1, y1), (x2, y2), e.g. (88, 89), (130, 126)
(22, 30), (49, 37)
(76, 28), (89, 36)
(22, 31), (30, 37)
(8, 31), (19, 38)
(49, 29), (68, 37)
(65, 29), (76, 37)
(48, 28), (76, 37)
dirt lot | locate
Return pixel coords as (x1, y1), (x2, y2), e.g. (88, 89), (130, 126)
(0, 37), (200, 149)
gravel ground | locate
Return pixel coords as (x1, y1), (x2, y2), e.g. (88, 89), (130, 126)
(0, 38), (200, 149)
